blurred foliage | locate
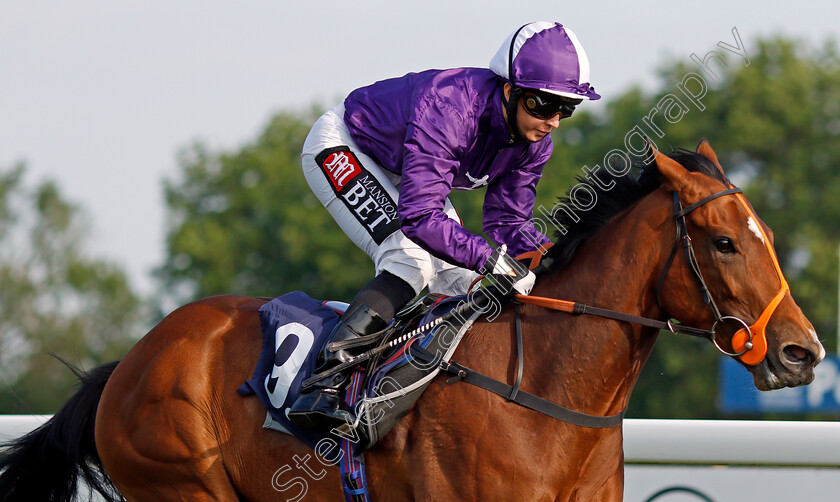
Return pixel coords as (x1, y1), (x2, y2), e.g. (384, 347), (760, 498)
(0, 165), (145, 413)
(156, 107), (371, 304)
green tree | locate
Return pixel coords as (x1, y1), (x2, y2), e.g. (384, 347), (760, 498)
(0, 164), (146, 413)
(157, 109), (371, 304)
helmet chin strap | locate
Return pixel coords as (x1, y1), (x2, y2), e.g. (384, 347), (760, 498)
(501, 85), (527, 143)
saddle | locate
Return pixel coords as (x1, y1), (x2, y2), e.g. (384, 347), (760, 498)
(238, 290), (483, 451)
(341, 292), (483, 449)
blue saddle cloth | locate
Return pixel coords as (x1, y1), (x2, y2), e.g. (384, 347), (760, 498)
(239, 291), (468, 450)
(238, 291), (473, 502)
(238, 291), (341, 449)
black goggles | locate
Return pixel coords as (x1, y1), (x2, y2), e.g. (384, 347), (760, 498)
(519, 90), (582, 119)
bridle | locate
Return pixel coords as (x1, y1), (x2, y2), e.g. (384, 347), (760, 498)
(657, 188), (749, 354)
(656, 184), (791, 365)
(434, 180), (791, 428)
(519, 183), (791, 366)
(306, 183), (791, 431)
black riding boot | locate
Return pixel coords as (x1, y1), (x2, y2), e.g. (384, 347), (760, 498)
(287, 301), (387, 430)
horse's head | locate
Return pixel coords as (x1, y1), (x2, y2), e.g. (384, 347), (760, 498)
(655, 140), (824, 390)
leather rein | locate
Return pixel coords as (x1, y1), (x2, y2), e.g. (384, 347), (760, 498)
(443, 185), (789, 427)
(515, 187), (741, 347)
(517, 184), (789, 366)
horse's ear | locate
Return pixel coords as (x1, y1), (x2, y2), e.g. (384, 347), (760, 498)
(696, 138), (729, 182)
(652, 145), (691, 191)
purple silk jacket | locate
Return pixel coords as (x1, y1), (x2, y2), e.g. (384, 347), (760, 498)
(344, 67), (551, 272)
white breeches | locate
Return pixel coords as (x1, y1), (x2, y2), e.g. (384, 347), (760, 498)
(300, 104), (477, 296)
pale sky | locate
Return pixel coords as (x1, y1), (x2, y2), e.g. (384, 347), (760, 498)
(2, 1), (838, 294)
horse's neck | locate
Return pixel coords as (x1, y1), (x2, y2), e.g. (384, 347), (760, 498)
(550, 192), (674, 318)
(522, 192), (674, 416)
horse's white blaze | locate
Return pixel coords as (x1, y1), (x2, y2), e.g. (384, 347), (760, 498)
(747, 217), (765, 244)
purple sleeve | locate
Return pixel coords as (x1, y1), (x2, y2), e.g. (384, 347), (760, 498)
(482, 151), (551, 258)
(397, 97), (493, 272)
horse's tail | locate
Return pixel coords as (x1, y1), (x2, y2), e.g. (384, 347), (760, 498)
(0, 360), (121, 502)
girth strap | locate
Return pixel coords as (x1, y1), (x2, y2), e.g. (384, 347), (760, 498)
(439, 359), (624, 428)
(437, 301), (624, 428)
(511, 303), (524, 400)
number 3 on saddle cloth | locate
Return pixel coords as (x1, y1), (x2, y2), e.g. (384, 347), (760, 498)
(238, 290), (479, 451)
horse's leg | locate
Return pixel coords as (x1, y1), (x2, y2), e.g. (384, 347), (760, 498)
(96, 406), (241, 500)
(95, 300), (250, 500)
(580, 462), (623, 502)
(96, 296), (348, 501)
(96, 309), (238, 501)
(597, 469), (624, 502)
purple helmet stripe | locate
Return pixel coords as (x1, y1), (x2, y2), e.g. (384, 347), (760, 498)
(489, 21), (601, 101)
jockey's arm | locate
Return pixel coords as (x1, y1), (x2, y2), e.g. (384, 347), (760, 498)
(482, 156), (551, 257)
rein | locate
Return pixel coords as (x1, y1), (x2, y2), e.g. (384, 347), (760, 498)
(511, 187), (746, 347)
(314, 184), (790, 430)
(512, 294), (713, 339)
(516, 184), (789, 367)
(443, 183), (791, 428)
(438, 302), (625, 428)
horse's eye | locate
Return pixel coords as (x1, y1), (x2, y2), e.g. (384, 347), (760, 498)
(715, 237), (736, 254)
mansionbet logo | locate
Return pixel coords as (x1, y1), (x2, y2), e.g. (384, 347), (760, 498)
(315, 145), (401, 244)
(321, 151), (361, 191)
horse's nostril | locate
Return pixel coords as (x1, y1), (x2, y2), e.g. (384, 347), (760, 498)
(783, 345), (814, 365)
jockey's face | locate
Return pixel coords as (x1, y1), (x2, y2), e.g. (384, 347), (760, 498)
(503, 83), (562, 143)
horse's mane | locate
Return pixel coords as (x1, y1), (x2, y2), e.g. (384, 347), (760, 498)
(537, 148), (728, 274)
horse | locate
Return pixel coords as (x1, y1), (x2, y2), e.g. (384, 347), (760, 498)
(0, 140), (825, 501)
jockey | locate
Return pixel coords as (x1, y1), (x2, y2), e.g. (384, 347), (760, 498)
(289, 21), (600, 430)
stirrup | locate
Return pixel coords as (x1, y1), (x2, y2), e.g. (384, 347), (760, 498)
(326, 329), (386, 351)
(302, 351), (375, 388)
(328, 294), (442, 352)
(288, 385), (356, 426)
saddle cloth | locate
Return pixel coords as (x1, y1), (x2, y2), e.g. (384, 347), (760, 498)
(238, 290), (480, 451)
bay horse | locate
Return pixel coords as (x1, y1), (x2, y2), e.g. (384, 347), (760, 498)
(0, 141), (824, 501)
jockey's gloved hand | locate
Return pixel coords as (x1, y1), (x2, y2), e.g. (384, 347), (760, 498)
(484, 245), (536, 296)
